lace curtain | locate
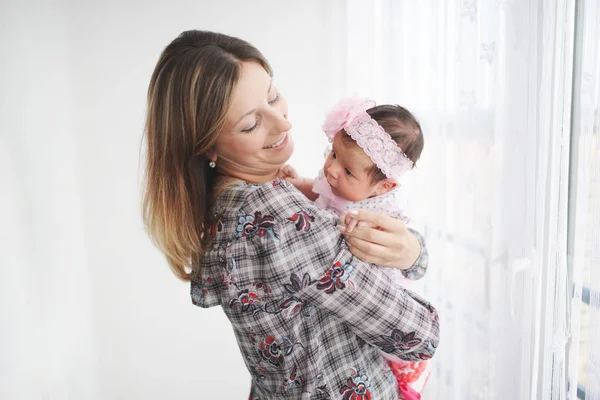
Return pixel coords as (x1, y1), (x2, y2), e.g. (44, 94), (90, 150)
(341, 0), (578, 398)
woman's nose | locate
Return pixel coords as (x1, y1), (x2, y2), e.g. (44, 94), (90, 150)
(269, 111), (292, 134)
(277, 114), (292, 133)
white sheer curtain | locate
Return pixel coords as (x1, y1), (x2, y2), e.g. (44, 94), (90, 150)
(341, 0), (576, 398)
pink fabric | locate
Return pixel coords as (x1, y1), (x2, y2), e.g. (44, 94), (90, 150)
(322, 97), (414, 180)
(322, 97), (375, 141)
(398, 382), (422, 400)
(387, 357), (431, 399)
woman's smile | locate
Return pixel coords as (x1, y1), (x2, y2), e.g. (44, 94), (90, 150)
(262, 132), (290, 150)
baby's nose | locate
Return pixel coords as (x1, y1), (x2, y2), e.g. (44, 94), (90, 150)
(326, 165), (339, 179)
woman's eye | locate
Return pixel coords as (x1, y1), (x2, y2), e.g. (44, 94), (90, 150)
(268, 93), (281, 105)
(242, 118), (260, 133)
(345, 168), (352, 176)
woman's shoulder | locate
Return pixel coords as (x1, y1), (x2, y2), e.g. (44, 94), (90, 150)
(214, 178), (339, 251)
(219, 178), (316, 219)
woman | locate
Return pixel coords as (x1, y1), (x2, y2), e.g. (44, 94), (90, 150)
(143, 30), (439, 399)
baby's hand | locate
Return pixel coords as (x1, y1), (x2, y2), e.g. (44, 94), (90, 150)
(277, 164), (304, 187)
(277, 164), (299, 181)
(340, 212), (376, 233)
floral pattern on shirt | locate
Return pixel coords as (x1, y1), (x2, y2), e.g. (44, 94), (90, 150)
(317, 261), (356, 294)
(339, 368), (372, 400)
(282, 365), (304, 391)
(235, 210), (280, 242)
(258, 335), (295, 366)
(191, 180), (439, 399)
(288, 209), (315, 231)
(279, 272), (315, 319)
(374, 329), (422, 354)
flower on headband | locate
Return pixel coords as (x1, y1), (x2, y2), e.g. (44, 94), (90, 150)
(322, 97), (376, 141)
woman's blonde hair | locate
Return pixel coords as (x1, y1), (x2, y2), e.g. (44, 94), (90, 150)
(142, 30), (271, 280)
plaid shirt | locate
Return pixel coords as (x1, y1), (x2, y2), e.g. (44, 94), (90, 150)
(191, 180), (440, 399)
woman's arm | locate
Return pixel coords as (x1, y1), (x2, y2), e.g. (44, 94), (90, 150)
(244, 181), (439, 361)
(295, 253), (439, 362)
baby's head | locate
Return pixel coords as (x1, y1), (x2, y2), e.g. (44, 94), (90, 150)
(323, 104), (423, 202)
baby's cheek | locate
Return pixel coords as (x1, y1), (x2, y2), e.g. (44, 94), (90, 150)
(343, 181), (369, 202)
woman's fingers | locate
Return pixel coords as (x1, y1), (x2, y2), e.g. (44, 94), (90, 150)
(345, 209), (408, 233)
(340, 212), (377, 233)
(347, 248), (382, 265)
(346, 237), (392, 265)
(338, 209), (421, 269)
(344, 222), (405, 250)
(339, 209), (417, 267)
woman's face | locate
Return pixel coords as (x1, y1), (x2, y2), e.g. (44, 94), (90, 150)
(213, 61), (293, 183)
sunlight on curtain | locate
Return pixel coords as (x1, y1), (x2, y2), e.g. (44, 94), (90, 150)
(343, 0), (576, 398)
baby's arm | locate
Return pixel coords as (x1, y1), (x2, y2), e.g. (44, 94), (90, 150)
(277, 164), (319, 201)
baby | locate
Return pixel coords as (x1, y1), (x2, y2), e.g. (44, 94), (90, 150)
(279, 97), (429, 399)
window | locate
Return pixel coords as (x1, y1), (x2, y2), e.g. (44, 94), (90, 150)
(567, 1), (600, 398)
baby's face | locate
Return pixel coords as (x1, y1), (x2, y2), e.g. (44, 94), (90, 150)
(323, 133), (392, 201)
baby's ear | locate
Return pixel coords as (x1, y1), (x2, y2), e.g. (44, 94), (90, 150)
(373, 178), (397, 196)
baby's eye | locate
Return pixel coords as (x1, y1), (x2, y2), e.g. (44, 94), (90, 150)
(332, 151), (337, 159)
(345, 168), (352, 176)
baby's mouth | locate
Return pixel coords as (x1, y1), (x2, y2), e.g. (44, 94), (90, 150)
(326, 177), (340, 196)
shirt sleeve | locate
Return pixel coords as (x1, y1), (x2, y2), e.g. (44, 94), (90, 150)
(399, 227), (429, 280)
(243, 180), (440, 362)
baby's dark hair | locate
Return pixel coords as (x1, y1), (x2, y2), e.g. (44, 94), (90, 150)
(340, 104), (424, 184)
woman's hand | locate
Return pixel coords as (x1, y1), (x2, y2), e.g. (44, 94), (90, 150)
(338, 209), (421, 269)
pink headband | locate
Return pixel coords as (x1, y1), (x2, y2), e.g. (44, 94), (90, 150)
(322, 97), (413, 180)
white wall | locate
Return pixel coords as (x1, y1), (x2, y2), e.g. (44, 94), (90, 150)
(1, 1), (345, 399)
(1, 1), (98, 399)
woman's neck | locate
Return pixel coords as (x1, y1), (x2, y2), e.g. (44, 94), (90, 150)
(216, 170), (278, 185)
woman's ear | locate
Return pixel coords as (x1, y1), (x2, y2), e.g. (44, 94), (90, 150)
(372, 178), (397, 196)
(205, 148), (217, 163)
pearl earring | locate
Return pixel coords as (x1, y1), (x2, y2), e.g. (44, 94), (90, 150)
(209, 161), (216, 168)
